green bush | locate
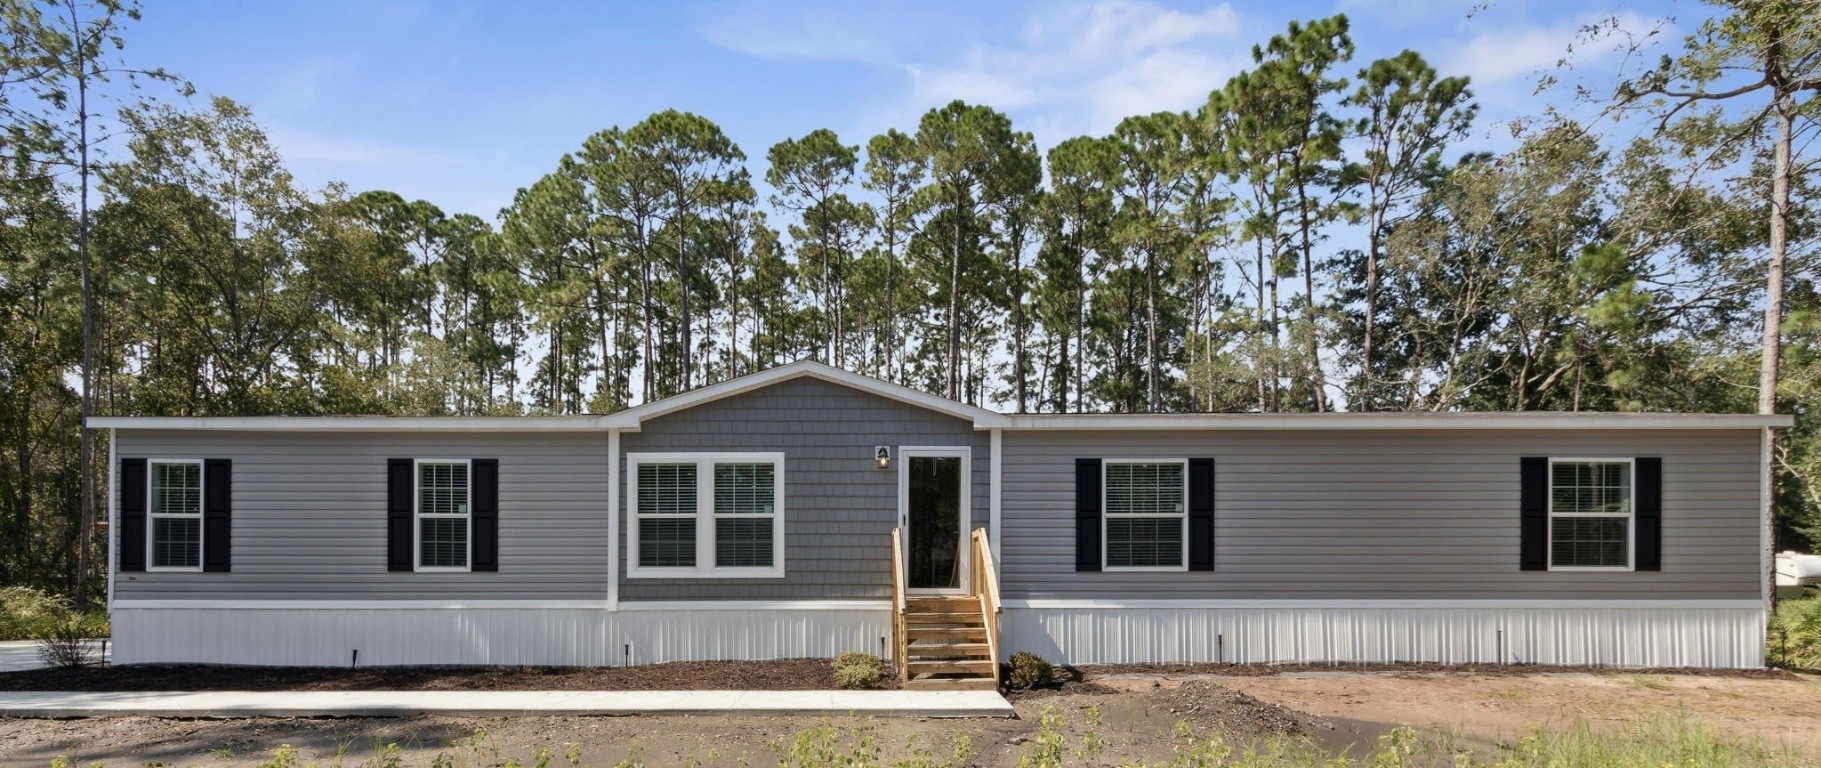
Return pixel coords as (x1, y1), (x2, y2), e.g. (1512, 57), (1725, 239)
(0, 587), (108, 642)
(831, 651), (885, 690)
(1769, 596), (1821, 668)
(0, 587), (65, 641)
(1008, 651), (1054, 689)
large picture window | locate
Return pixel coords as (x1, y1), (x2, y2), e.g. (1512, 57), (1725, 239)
(1104, 460), (1187, 571)
(1549, 459), (1633, 570)
(149, 460), (203, 571)
(628, 452), (785, 578)
(416, 460), (471, 571)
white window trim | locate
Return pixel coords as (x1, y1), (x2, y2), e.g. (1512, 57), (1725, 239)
(146, 458), (205, 573)
(1547, 457), (1636, 572)
(626, 451), (786, 579)
(1102, 458), (1190, 573)
(414, 458), (473, 574)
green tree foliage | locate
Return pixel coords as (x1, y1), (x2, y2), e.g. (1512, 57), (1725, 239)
(1338, 50), (1475, 409)
(5, 5), (1821, 598)
(767, 129), (868, 370)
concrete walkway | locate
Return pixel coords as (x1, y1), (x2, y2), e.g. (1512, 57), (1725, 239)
(0, 689), (1014, 719)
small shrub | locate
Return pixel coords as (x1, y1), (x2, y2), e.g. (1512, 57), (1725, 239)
(34, 598), (102, 668)
(831, 651), (884, 690)
(1769, 596), (1821, 668)
(1008, 651), (1054, 689)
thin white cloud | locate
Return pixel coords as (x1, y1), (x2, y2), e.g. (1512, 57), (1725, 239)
(700, 0), (1245, 144)
(1335, 0), (1481, 29)
(1444, 10), (1665, 87)
(904, 1), (1245, 141)
(695, 0), (915, 63)
(267, 126), (455, 170)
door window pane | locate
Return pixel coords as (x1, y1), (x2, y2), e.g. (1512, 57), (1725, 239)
(908, 455), (961, 589)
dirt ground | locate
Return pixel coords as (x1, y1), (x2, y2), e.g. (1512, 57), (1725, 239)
(0, 666), (1817, 767)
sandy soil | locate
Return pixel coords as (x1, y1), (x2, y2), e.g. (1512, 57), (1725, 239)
(1196, 669), (1821, 756)
(1, 667), (1817, 767)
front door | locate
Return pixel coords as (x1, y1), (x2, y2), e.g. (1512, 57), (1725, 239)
(900, 447), (971, 594)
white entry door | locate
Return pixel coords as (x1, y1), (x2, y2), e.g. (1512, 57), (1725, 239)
(898, 446), (971, 595)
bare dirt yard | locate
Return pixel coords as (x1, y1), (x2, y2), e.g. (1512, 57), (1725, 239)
(0, 663), (1817, 767)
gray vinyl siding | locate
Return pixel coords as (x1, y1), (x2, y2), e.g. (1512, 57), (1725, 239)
(619, 377), (989, 600)
(1002, 429), (1761, 600)
(112, 431), (610, 600)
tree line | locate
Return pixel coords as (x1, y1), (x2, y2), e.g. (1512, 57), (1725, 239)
(1, 1), (1817, 598)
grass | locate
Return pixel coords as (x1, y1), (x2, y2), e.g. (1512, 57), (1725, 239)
(36, 711), (1802, 768)
(1621, 674), (1673, 691)
(1768, 595), (1821, 669)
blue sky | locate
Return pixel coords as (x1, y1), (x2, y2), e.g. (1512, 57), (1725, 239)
(122, 0), (1700, 218)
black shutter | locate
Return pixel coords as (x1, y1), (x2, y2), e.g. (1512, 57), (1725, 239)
(471, 458), (499, 572)
(1520, 457), (1548, 571)
(1635, 457), (1662, 571)
(203, 459), (232, 572)
(387, 459), (414, 572)
(1188, 458), (1215, 571)
(1075, 459), (1102, 572)
(119, 458), (147, 572)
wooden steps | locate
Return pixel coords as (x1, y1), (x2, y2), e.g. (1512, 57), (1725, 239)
(899, 595), (997, 691)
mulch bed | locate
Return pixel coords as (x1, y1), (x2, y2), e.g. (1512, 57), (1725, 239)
(1075, 661), (1805, 680)
(0, 659), (905, 692)
(1001, 665), (1114, 699)
(0, 658), (1798, 694)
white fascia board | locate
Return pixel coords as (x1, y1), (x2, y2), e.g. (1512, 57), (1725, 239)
(1001, 412), (1792, 431)
(110, 599), (613, 610)
(88, 416), (607, 432)
(615, 600), (888, 611)
(1004, 598), (1766, 610)
(600, 360), (1011, 429)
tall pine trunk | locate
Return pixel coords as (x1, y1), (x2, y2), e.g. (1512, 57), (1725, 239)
(1761, 84), (1794, 605)
(1295, 169), (1328, 412)
(946, 193), (963, 401)
(1145, 244), (1159, 412)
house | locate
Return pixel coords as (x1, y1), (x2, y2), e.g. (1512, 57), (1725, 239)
(93, 360), (1786, 685)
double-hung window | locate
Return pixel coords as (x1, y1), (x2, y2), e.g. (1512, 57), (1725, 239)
(1548, 458), (1633, 570)
(416, 459), (471, 571)
(628, 452), (785, 578)
(1103, 460), (1187, 571)
(149, 459), (203, 571)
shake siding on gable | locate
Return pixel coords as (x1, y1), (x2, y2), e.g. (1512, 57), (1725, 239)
(618, 376), (990, 601)
(1001, 429), (1760, 601)
(111, 431), (611, 601)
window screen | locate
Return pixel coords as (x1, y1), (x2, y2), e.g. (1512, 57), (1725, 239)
(714, 462), (775, 568)
(150, 461), (202, 569)
(631, 456), (782, 575)
(1549, 461), (1631, 568)
(1105, 462), (1186, 569)
(418, 462), (470, 569)
(638, 463), (697, 515)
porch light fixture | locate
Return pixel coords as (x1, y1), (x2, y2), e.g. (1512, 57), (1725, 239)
(874, 446), (892, 469)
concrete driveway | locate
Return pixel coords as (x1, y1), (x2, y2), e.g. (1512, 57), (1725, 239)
(0, 639), (108, 672)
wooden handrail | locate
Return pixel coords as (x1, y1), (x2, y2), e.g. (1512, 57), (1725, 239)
(890, 527), (908, 681)
(969, 528), (1002, 685)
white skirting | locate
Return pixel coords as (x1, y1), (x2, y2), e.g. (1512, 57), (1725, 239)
(1002, 601), (1768, 669)
(109, 603), (891, 667)
(110, 600), (1767, 669)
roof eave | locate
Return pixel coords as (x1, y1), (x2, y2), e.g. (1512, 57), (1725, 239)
(999, 413), (1793, 431)
(85, 416), (608, 432)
